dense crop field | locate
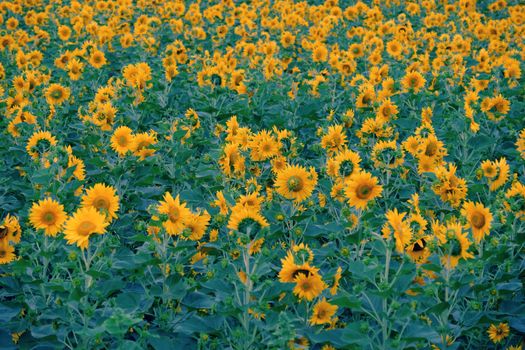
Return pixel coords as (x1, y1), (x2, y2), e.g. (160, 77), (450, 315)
(1, 0), (524, 349)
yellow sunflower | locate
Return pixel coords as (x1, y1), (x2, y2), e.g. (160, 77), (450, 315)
(181, 211), (211, 241)
(293, 272), (327, 301)
(29, 198), (68, 237)
(278, 251), (319, 283)
(274, 164), (318, 202)
(89, 50), (107, 69)
(439, 222), (474, 269)
(1, 214), (21, 244)
(131, 132), (157, 160)
(310, 298), (338, 325)
(63, 207), (109, 249)
(227, 206), (269, 233)
(45, 83), (70, 105)
(26, 131), (58, 159)
(401, 71), (426, 93)
(81, 183), (120, 222)
(461, 201), (492, 243)
(157, 192), (192, 235)
(487, 323), (509, 344)
(0, 240), (16, 264)
(321, 124), (347, 154)
(110, 126), (135, 155)
(344, 171), (383, 210)
(249, 130), (281, 161)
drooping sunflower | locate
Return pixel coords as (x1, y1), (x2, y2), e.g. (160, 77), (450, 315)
(487, 323), (510, 344)
(110, 126), (135, 155)
(310, 298), (338, 325)
(461, 201), (492, 243)
(406, 236), (432, 264)
(26, 131), (58, 159)
(157, 192), (192, 235)
(63, 207), (109, 249)
(344, 171), (383, 210)
(227, 206), (269, 233)
(29, 198), (68, 237)
(516, 128), (525, 160)
(371, 140), (404, 169)
(293, 272), (327, 301)
(45, 83), (70, 105)
(81, 183), (119, 222)
(274, 164), (318, 202)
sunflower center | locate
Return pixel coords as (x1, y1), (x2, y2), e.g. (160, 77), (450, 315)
(425, 141), (438, 157)
(78, 221), (96, 236)
(42, 212), (56, 224)
(356, 184), (372, 199)
(118, 136), (128, 146)
(0, 226), (7, 239)
(317, 309), (326, 318)
(94, 197), (109, 210)
(292, 269), (312, 279)
(471, 212), (485, 228)
(287, 176), (304, 192)
(262, 143), (272, 152)
(50, 89), (63, 99)
(168, 207), (180, 223)
(301, 282), (311, 291)
(412, 238), (426, 252)
(0, 249), (5, 258)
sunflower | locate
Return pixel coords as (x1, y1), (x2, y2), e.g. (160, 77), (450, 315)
(81, 183), (120, 222)
(227, 206), (269, 233)
(29, 198), (68, 237)
(439, 222), (474, 269)
(330, 266), (342, 295)
(406, 236), (431, 264)
(157, 192), (192, 235)
(278, 251), (319, 283)
(63, 207), (109, 249)
(312, 44), (328, 62)
(0, 240), (16, 264)
(293, 272), (327, 301)
(489, 158), (510, 191)
(371, 140), (404, 169)
(57, 25), (71, 41)
(181, 211), (211, 241)
(45, 83), (70, 105)
(383, 208), (412, 253)
(26, 131), (58, 159)
(376, 99), (399, 121)
(89, 50), (107, 69)
(219, 143), (246, 177)
(274, 164), (318, 202)
(321, 124), (347, 154)
(461, 201), (492, 243)
(487, 323), (510, 344)
(1, 214), (21, 244)
(131, 132), (157, 160)
(249, 130), (281, 161)
(401, 71), (426, 93)
(310, 298), (338, 325)
(516, 128), (525, 159)
(212, 191), (229, 215)
(110, 126), (135, 155)
(344, 171), (383, 210)
(505, 181), (525, 218)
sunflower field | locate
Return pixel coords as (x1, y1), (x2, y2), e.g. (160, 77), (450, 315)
(1, 0), (525, 349)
